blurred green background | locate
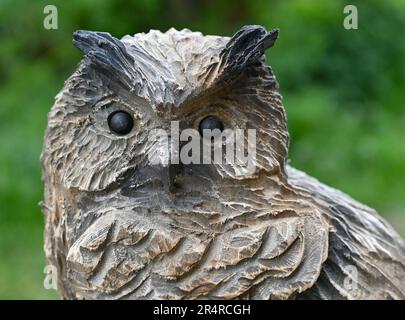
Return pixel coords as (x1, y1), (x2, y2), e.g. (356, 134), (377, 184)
(0, 0), (404, 299)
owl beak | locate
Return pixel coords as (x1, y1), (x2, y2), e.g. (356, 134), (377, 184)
(161, 163), (180, 193)
(147, 132), (181, 193)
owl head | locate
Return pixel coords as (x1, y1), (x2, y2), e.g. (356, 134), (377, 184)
(44, 24), (286, 191)
(41, 26), (327, 299)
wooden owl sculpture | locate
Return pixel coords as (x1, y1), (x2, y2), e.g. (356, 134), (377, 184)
(41, 25), (405, 299)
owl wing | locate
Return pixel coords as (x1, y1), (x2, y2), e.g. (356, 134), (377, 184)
(287, 165), (405, 299)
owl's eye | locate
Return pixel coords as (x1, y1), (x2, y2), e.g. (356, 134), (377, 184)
(108, 111), (134, 135)
(199, 116), (224, 136)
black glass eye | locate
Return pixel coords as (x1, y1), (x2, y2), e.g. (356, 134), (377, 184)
(108, 111), (134, 135)
(199, 116), (224, 136)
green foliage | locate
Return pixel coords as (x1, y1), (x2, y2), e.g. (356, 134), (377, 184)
(0, 0), (404, 299)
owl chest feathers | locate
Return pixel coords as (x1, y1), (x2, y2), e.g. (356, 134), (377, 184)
(61, 171), (330, 299)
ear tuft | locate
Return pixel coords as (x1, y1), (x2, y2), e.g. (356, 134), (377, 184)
(72, 30), (135, 89)
(220, 25), (279, 78)
(72, 30), (130, 58)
